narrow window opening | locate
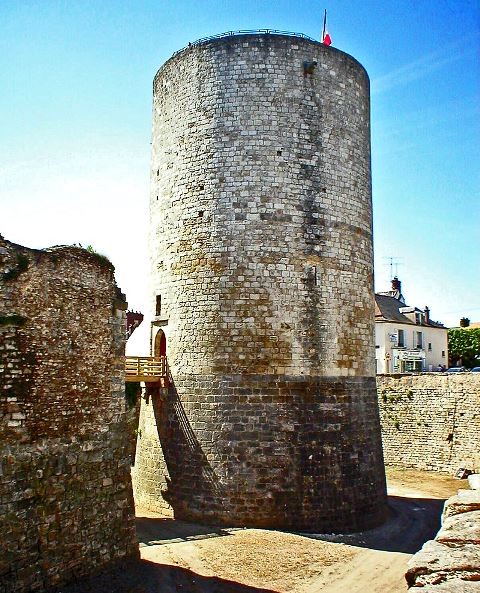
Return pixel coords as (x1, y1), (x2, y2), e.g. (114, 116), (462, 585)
(428, 342), (432, 351)
(155, 295), (162, 316)
(309, 265), (320, 286)
(277, 150), (282, 156)
(198, 211), (204, 218)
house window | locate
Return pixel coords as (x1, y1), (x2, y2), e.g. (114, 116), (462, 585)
(442, 350), (445, 358)
(405, 360), (422, 373)
(155, 295), (162, 316)
(416, 331), (423, 349)
(398, 329), (405, 347)
(428, 342), (432, 351)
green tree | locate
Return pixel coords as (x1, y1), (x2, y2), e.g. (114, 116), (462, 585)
(448, 328), (480, 368)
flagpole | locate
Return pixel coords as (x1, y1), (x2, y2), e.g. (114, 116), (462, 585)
(322, 9), (327, 42)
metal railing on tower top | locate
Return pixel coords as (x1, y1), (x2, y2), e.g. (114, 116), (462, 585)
(170, 30), (319, 59)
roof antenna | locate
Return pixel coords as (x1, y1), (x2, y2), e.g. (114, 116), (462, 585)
(383, 256), (403, 280)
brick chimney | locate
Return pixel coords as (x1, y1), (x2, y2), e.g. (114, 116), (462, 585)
(424, 306), (430, 324)
(391, 276), (401, 292)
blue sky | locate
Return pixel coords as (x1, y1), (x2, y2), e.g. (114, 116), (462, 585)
(1, 0), (479, 331)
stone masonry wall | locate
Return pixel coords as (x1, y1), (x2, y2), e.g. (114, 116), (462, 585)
(406, 487), (480, 591)
(0, 236), (138, 593)
(133, 33), (388, 532)
(378, 374), (480, 473)
(149, 33), (376, 379)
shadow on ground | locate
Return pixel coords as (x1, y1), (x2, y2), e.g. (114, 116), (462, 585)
(300, 495), (445, 554)
(53, 558), (280, 593)
(54, 494), (445, 592)
(136, 494), (445, 556)
(136, 516), (236, 546)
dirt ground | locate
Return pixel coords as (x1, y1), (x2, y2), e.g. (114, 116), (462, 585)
(58, 468), (467, 593)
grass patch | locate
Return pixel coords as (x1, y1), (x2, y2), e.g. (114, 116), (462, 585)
(85, 245), (114, 270)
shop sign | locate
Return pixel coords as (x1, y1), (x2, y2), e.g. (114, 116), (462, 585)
(394, 349), (425, 360)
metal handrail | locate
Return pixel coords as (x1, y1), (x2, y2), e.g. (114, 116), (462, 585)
(170, 29), (318, 59)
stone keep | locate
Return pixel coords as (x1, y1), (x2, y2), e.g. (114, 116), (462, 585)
(133, 32), (388, 532)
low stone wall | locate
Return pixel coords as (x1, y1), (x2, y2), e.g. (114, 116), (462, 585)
(377, 374), (480, 473)
(0, 236), (138, 593)
(406, 488), (480, 591)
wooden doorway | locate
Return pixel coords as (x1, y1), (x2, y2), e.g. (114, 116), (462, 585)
(154, 330), (166, 357)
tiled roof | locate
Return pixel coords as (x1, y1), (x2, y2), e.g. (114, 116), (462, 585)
(375, 294), (445, 328)
(375, 294), (415, 324)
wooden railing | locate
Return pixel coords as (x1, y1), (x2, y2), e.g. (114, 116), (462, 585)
(125, 356), (168, 383)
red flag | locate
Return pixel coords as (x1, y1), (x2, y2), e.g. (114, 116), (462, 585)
(322, 9), (332, 46)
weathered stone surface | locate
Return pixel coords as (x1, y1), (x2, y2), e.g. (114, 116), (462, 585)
(377, 374), (480, 473)
(414, 579), (480, 593)
(407, 480), (480, 590)
(443, 490), (480, 520)
(134, 374), (388, 531)
(469, 474), (480, 490)
(0, 236), (138, 593)
(437, 511), (480, 545)
(406, 540), (480, 587)
(133, 33), (388, 532)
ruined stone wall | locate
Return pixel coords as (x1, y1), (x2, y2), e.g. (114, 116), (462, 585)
(406, 487), (480, 590)
(0, 236), (138, 593)
(133, 33), (388, 532)
(378, 374), (480, 473)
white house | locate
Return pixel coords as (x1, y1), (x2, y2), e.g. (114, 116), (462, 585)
(375, 277), (448, 374)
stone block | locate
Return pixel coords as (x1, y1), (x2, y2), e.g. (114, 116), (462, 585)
(437, 511), (480, 545)
(406, 540), (480, 587)
(443, 490), (480, 520)
(411, 579), (480, 592)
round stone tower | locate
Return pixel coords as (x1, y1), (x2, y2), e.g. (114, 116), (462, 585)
(133, 31), (388, 532)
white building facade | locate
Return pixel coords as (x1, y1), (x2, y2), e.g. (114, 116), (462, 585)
(375, 278), (448, 374)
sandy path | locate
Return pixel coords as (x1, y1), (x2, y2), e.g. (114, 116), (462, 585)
(303, 548), (410, 593)
(134, 469), (463, 593)
(59, 468), (465, 593)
